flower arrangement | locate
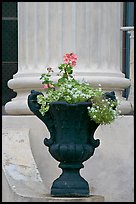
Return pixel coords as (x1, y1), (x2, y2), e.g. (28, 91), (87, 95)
(37, 53), (119, 125)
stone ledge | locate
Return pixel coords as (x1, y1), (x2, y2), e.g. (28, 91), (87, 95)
(38, 195), (104, 202)
(2, 128), (48, 202)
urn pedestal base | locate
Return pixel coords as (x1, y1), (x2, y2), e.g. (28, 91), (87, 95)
(51, 163), (89, 197)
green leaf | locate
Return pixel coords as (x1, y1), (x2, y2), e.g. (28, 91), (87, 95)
(66, 66), (73, 74)
(58, 77), (66, 83)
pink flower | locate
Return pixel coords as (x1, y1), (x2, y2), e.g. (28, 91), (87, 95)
(42, 84), (54, 89)
(64, 58), (69, 64)
(49, 84), (54, 88)
(42, 84), (49, 89)
(63, 53), (70, 62)
(70, 61), (76, 67)
(63, 53), (78, 66)
(65, 53), (71, 59)
(70, 53), (77, 61)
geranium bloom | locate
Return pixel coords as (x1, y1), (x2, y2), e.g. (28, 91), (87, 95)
(42, 84), (54, 89)
(70, 53), (77, 61)
(63, 53), (70, 63)
(63, 53), (77, 67)
(64, 58), (69, 64)
(70, 61), (76, 67)
(42, 84), (48, 89)
(49, 84), (54, 88)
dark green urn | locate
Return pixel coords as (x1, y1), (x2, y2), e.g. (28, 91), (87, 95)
(28, 90), (100, 197)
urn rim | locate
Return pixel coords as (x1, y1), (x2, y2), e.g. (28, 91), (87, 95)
(50, 101), (92, 107)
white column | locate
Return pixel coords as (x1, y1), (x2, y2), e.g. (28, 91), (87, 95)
(129, 31), (134, 112)
(5, 2), (131, 115)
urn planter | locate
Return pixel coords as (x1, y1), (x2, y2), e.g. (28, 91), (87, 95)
(28, 90), (100, 197)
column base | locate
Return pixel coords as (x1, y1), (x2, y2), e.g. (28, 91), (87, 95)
(5, 71), (132, 115)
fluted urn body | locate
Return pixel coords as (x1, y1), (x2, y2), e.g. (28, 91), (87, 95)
(28, 90), (100, 197)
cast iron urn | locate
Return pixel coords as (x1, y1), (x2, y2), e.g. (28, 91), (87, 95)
(28, 90), (100, 197)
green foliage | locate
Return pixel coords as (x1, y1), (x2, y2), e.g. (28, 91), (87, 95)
(37, 54), (119, 125)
